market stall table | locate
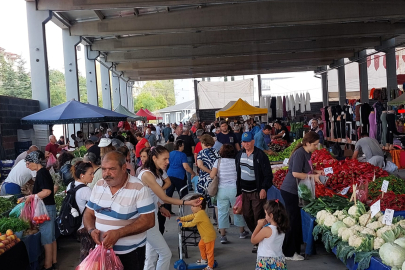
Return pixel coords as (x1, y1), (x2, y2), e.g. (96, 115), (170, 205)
(331, 247), (390, 270)
(22, 232), (42, 270)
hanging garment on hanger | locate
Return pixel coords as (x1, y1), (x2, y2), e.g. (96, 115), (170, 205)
(283, 96), (287, 118)
(276, 96), (283, 118)
(285, 95), (289, 112)
(290, 94), (295, 117)
(300, 93), (305, 113)
(381, 111), (387, 146)
(270, 97), (277, 120)
(305, 92), (311, 111)
(386, 112), (396, 145)
(369, 111), (377, 139)
(328, 106), (334, 140)
(373, 102), (383, 143)
(361, 103), (372, 134)
(320, 107), (327, 137)
(295, 93), (300, 112)
(267, 96), (272, 120)
(325, 106), (330, 138)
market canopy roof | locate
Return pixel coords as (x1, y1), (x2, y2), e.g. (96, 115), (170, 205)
(37, 0), (405, 81)
(114, 104), (146, 121)
(215, 98), (267, 118)
(21, 100), (128, 124)
(388, 93), (405, 105)
(143, 108), (162, 119)
(136, 108), (161, 121)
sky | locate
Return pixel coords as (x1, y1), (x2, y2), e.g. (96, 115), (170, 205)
(0, 1), (322, 103)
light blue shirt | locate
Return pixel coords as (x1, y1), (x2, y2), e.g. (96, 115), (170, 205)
(254, 130), (269, 151)
(213, 141), (223, 151)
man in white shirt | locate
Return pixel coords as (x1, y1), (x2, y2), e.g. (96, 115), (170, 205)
(0, 159), (36, 196)
(13, 145), (38, 168)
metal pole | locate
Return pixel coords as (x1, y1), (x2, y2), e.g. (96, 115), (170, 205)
(257, 75), (262, 103)
(384, 38), (397, 103)
(320, 66), (329, 106)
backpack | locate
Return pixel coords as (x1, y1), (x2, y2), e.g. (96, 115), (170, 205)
(56, 182), (86, 236)
(59, 163), (74, 186)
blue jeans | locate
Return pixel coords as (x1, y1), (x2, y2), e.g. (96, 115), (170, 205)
(186, 156), (194, 189)
(40, 204), (56, 245)
(217, 187), (246, 229)
(0, 182), (22, 197)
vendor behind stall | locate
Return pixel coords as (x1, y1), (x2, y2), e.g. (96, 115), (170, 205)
(352, 133), (385, 168)
(272, 121), (291, 143)
(254, 125), (274, 155)
(310, 119), (324, 144)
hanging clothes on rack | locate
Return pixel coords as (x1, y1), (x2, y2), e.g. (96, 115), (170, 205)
(276, 96), (283, 118)
(282, 96), (287, 118)
(369, 110), (377, 139)
(386, 111), (397, 145)
(285, 95), (290, 112)
(324, 106), (330, 139)
(295, 93), (300, 113)
(320, 107), (326, 138)
(289, 94), (295, 117)
(270, 97), (277, 121)
(361, 103), (372, 134)
(267, 96), (272, 120)
(328, 106), (334, 140)
(381, 111), (387, 146)
(373, 102), (383, 143)
(300, 93), (305, 113)
(305, 92), (311, 111)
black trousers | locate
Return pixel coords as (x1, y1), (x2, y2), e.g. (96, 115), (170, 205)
(242, 191), (266, 233)
(165, 176), (188, 213)
(117, 245), (146, 270)
(281, 189), (302, 257)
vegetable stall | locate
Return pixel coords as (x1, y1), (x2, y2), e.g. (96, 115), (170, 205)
(269, 146), (405, 270)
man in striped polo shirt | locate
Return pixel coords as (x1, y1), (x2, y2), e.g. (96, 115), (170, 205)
(236, 132), (273, 253)
(84, 151), (155, 270)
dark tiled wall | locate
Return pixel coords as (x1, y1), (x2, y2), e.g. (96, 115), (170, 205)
(0, 96), (39, 159)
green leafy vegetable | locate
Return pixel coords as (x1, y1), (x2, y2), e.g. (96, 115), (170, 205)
(298, 184), (312, 201)
(0, 217), (30, 233)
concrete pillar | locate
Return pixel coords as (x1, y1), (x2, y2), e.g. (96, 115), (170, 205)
(120, 79), (128, 109)
(84, 46), (99, 106)
(99, 58), (112, 110)
(62, 29), (81, 101)
(337, 59), (346, 106)
(127, 82), (133, 111)
(384, 38), (397, 102)
(26, 2), (52, 110)
(119, 79), (127, 109)
(357, 50), (369, 103)
(320, 66), (329, 106)
(257, 75), (262, 102)
(111, 71), (121, 110)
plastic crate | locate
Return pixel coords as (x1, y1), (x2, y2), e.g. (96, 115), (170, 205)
(0, 160), (14, 168)
(14, 141), (32, 158)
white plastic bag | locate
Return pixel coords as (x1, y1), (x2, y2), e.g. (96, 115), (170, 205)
(297, 175), (315, 207)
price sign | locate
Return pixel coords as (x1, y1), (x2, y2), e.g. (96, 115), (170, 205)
(324, 167), (333, 176)
(283, 158), (289, 166)
(383, 209), (394, 225)
(381, 180), (389, 193)
(340, 186), (350, 195)
(370, 200), (381, 218)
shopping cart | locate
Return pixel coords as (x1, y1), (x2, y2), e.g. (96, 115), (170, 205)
(174, 186), (218, 270)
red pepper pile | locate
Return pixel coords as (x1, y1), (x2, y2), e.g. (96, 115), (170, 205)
(315, 183), (347, 198)
(325, 158), (389, 192)
(369, 191), (405, 211)
(271, 139), (288, 147)
(310, 149), (336, 170)
(273, 169), (288, 189)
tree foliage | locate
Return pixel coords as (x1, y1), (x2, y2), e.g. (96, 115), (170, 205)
(140, 80), (175, 106)
(0, 53), (31, 99)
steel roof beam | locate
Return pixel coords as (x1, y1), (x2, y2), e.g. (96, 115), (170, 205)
(37, 0), (404, 11)
(116, 50), (353, 72)
(106, 37), (380, 62)
(68, 1), (405, 36)
(91, 22), (402, 51)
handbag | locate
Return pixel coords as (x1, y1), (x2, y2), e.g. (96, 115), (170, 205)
(207, 158), (220, 197)
(343, 144), (354, 157)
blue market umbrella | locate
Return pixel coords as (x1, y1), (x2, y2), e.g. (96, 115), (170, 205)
(21, 100), (128, 124)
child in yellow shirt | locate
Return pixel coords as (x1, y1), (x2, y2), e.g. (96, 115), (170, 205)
(178, 195), (217, 270)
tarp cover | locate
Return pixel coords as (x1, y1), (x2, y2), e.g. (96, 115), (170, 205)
(143, 108), (162, 119)
(215, 98), (267, 118)
(114, 104), (146, 121)
(197, 79), (254, 109)
(388, 93), (405, 105)
(21, 100), (128, 124)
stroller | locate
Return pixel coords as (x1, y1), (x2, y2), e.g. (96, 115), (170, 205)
(174, 186), (218, 270)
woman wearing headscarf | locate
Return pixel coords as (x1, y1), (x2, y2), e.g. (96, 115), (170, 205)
(25, 151), (57, 270)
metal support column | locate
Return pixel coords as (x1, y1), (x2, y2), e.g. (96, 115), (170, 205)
(337, 59), (346, 105)
(84, 46), (99, 106)
(385, 38), (397, 102)
(358, 50), (369, 103)
(119, 79), (127, 109)
(194, 80), (199, 120)
(62, 29), (81, 101)
(111, 71), (121, 110)
(257, 75), (262, 102)
(26, 2), (52, 110)
(99, 58), (112, 110)
(120, 79), (128, 109)
(320, 66), (329, 107)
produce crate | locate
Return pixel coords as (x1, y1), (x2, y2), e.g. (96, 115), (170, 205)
(0, 160), (14, 182)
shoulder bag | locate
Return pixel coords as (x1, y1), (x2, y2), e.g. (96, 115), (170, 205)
(207, 158), (221, 197)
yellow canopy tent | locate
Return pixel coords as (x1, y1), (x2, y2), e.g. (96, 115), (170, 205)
(215, 98), (268, 118)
